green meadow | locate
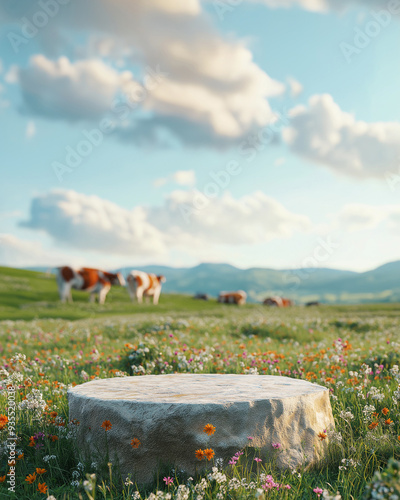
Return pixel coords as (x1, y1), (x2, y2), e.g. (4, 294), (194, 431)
(1, 267), (400, 499)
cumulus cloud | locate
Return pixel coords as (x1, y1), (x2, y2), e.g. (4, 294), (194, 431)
(283, 94), (400, 179)
(287, 77), (303, 98)
(18, 55), (137, 120)
(0, 234), (71, 268)
(20, 189), (310, 256)
(2, 0), (284, 146)
(149, 190), (311, 246)
(154, 170), (196, 188)
(20, 190), (167, 257)
(336, 203), (400, 232)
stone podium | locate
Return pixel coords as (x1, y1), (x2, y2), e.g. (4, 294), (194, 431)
(68, 374), (334, 484)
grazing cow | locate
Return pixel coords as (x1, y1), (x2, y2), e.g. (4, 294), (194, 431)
(56, 267), (125, 304)
(306, 301), (320, 307)
(218, 290), (247, 305)
(194, 293), (209, 301)
(263, 296), (293, 307)
(126, 271), (166, 305)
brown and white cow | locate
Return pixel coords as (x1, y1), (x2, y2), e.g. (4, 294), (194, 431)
(126, 271), (166, 305)
(217, 290), (247, 305)
(263, 296), (293, 307)
(56, 267), (125, 304)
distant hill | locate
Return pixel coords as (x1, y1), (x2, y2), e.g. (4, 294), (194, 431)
(114, 261), (400, 305)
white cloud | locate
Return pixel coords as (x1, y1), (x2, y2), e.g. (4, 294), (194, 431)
(26, 121), (36, 139)
(0, 234), (71, 268)
(155, 170), (196, 188)
(287, 77), (303, 98)
(336, 203), (400, 232)
(3, 0), (285, 146)
(149, 190), (311, 246)
(18, 55), (137, 120)
(20, 190), (167, 257)
(4, 65), (18, 84)
(172, 170), (196, 186)
(20, 189), (310, 257)
(283, 94), (400, 179)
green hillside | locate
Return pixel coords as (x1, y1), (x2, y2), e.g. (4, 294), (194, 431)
(1, 266), (400, 321)
(0, 266), (224, 321)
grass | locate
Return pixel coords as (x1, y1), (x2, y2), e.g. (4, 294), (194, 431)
(1, 267), (400, 498)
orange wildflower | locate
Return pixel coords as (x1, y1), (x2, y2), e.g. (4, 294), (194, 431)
(382, 408), (389, 416)
(204, 448), (215, 461)
(385, 418), (393, 425)
(203, 424), (216, 436)
(50, 435), (58, 442)
(36, 468), (46, 475)
(0, 476), (6, 483)
(25, 472), (37, 484)
(17, 453), (24, 460)
(195, 449), (205, 460)
(318, 432), (327, 441)
(28, 436), (36, 447)
(130, 438), (141, 449)
(0, 414), (8, 430)
(50, 411), (58, 419)
(101, 420), (112, 431)
(37, 482), (48, 494)
(369, 422), (379, 430)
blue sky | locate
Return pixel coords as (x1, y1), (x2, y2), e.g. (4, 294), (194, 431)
(1, 0), (400, 271)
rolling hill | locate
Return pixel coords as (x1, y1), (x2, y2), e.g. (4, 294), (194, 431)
(24, 261), (400, 304)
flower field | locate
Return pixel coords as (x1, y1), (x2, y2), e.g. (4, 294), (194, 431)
(1, 304), (400, 499)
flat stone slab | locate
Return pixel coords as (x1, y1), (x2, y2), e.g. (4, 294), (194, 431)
(68, 374), (334, 484)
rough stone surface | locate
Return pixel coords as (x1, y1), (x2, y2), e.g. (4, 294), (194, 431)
(68, 374), (334, 484)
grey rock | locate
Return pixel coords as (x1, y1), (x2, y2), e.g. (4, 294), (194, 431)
(68, 374), (334, 485)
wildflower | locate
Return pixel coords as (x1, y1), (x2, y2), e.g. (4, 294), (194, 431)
(272, 442), (281, 449)
(163, 476), (174, 486)
(203, 424), (216, 435)
(26, 472), (37, 484)
(254, 457), (262, 463)
(195, 449), (205, 460)
(0, 476), (6, 483)
(0, 414), (8, 430)
(29, 436), (36, 447)
(368, 422), (379, 430)
(318, 432), (327, 441)
(50, 411), (58, 419)
(17, 453), (24, 460)
(382, 408), (389, 416)
(101, 420), (112, 431)
(131, 438), (141, 448)
(37, 482), (48, 493)
(204, 448), (215, 461)
(247, 436), (254, 440)
(385, 418), (393, 425)
(313, 487), (323, 497)
(36, 468), (46, 475)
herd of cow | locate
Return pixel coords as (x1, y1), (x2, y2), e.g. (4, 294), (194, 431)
(56, 267), (165, 305)
(56, 266), (319, 307)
